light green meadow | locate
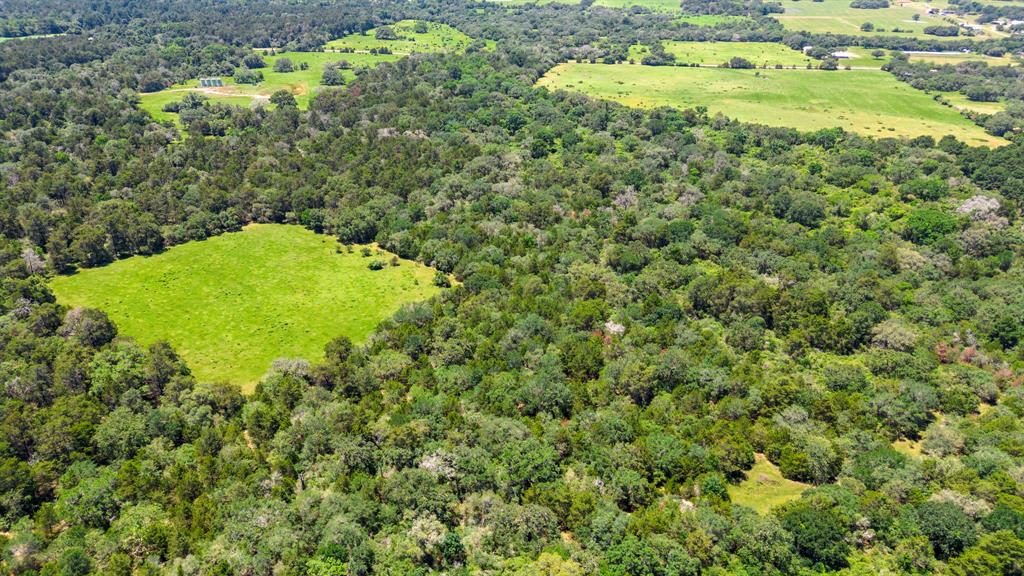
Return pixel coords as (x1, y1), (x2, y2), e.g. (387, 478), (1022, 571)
(538, 63), (1006, 145)
(50, 224), (444, 391)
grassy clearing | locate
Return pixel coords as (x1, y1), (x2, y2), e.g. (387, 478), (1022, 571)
(138, 51), (399, 124)
(729, 454), (809, 515)
(906, 51), (1017, 65)
(660, 41), (817, 67)
(538, 63), (1005, 145)
(939, 91), (1006, 114)
(49, 224), (443, 391)
(0, 33), (65, 43)
(140, 20), (487, 124)
(775, 0), (1000, 39)
(893, 439), (924, 457)
(325, 20), (494, 53)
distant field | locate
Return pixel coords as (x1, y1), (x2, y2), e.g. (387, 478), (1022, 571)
(538, 63), (1005, 145)
(676, 14), (752, 25)
(775, 0), (1000, 38)
(940, 91), (1006, 114)
(325, 20), (494, 53)
(49, 224), (443, 391)
(138, 51), (399, 123)
(592, 0), (683, 10)
(728, 454), (809, 515)
(906, 51), (1016, 65)
(659, 41), (817, 67)
(0, 33), (64, 43)
(140, 20), (486, 124)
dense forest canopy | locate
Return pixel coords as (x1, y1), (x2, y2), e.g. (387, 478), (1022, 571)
(2, 0), (1024, 575)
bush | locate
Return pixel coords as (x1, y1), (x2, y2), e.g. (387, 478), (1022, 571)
(965, 84), (1000, 103)
(233, 66), (263, 85)
(242, 53), (266, 69)
(321, 63), (346, 86)
(272, 57), (294, 72)
(728, 56), (754, 69)
(367, 260), (385, 270)
(375, 26), (397, 40)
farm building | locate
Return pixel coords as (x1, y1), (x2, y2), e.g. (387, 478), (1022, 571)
(199, 77), (224, 87)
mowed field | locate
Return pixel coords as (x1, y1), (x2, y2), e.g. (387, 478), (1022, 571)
(538, 63), (1006, 145)
(775, 0), (1000, 38)
(659, 41), (818, 67)
(49, 224), (443, 391)
(906, 51), (1017, 65)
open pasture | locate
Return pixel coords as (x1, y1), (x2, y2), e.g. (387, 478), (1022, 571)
(538, 63), (1006, 145)
(139, 51), (399, 123)
(906, 50), (1016, 65)
(775, 0), (999, 38)
(140, 20), (486, 123)
(49, 224), (443, 391)
(659, 41), (818, 67)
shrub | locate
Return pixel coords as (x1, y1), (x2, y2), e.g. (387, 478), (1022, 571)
(233, 66), (263, 85)
(272, 57), (294, 72)
(728, 56), (754, 69)
(375, 26), (397, 40)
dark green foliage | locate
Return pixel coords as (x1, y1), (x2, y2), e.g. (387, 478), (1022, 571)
(0, 1), (1023, 574)
(917, 501), (978, 559)
(778, 501), (850, 569)
(904, 207), (958, 244)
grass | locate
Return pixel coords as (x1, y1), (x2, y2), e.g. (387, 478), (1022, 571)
(939, 91), (1006, 114)
(893, 439), (923, 457)
(729, 454), (809, 515)
(834, 46), (891, 68)
(49, 224), (443, 391)
(138, 51), (399, 123)
(659, 41), (818, 67)
(775, 0), (1001, 39)
(0, 33), (64, 43)
(140, 20), (488, 124)
(537, 63), (1006, 145)
(906, 51), (1017, 66)
(325, 20), (494, 53)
